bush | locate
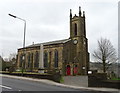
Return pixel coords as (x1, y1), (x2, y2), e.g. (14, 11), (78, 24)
(52, 72), (62, 83)
(9, 66), (15, 73)
(60, 76), (64, 83)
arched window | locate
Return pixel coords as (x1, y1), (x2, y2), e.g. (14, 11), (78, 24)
(54, 50), (58, 68)
(74, 23), (77, 36)
(49, 51), (52, 68)
(44, 51), (48, 68)
(34, 51), (39, 68)
(30, 53), (33, 71)
(19, 54), (23, 67)
(27, 53), (31, 68)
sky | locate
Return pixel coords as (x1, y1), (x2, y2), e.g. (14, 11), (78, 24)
(0, 0), (119, 61)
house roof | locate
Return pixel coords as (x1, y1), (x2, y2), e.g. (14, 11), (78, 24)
(25, 38), (71, 48)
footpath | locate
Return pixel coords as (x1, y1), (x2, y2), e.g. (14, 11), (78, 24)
(0, 74), (120, 92)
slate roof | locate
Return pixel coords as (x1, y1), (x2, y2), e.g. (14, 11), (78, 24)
(25, 38), (71, 48)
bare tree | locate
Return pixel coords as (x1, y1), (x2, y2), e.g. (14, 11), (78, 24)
(9, 53), (16, 62)
(93, 38), (117, 73)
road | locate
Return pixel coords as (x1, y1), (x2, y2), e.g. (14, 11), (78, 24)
(1, 76), (117, 93)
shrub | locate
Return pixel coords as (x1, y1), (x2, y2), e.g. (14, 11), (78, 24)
(60, 76), (64, 83)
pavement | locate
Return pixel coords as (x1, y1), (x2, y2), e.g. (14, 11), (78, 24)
(0, 74), (120, 92)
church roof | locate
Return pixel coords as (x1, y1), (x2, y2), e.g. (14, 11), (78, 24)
(25, 38), (71, 48)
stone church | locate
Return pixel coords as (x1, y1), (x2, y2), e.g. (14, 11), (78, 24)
(16, 7), (89, 76)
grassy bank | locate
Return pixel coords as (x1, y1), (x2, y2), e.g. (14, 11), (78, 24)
(111, 78), (120, 80)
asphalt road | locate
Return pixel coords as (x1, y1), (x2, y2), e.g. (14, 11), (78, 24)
(1, 76), (117, 93)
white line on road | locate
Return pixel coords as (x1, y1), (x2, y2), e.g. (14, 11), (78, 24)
(0, 85), (12, 90)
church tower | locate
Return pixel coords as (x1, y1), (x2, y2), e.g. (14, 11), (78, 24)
(69, 7), (89, 75)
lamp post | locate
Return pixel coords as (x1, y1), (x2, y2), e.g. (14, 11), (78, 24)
(8, 14), (26, 75)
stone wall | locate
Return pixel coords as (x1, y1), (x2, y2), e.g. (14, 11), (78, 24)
(17, 44), (64, 72)
(63, 76), (88, 87)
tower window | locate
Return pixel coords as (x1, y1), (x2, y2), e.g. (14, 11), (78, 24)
(74, 23), (77, 36)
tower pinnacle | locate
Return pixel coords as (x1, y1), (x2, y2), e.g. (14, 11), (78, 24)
(79, 6), (82, 16)
(70, 9), (72, 18)
(83, 11), (85, 17)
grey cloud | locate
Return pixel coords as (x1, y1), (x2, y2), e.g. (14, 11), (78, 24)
(0, 0), (118, 61)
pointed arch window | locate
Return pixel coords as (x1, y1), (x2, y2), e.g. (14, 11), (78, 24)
(19, 54), (23, 67)
(44, 51), (48, 68)
(34, 51), (39, 68)
(30, 53), (34, 71)
(54, 50), (58, 68)
(27, 53), (31, 68)
(74, 23), (77, 36)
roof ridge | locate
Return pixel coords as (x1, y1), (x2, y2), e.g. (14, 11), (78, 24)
(25, 38), (71, 48)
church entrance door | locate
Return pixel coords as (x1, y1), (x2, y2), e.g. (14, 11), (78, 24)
(66, 65), (71, 75)
(74, 65), (78, 75)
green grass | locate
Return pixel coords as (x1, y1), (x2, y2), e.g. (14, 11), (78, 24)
(0, 71), (51, 75)
(111, 78), (120, 80)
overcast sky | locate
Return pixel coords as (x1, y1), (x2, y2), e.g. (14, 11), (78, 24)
(0, 0), (118, 61)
